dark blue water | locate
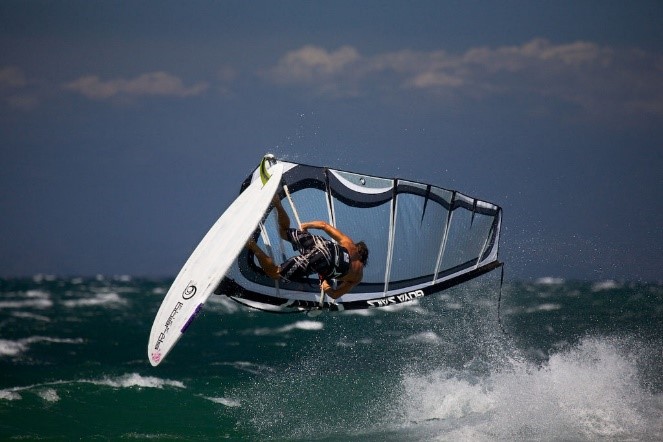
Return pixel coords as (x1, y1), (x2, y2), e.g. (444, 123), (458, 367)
(1, 274), (662, 440)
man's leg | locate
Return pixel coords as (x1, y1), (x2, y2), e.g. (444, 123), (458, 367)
(272, 196), (291, 240)
(247, 240), (280, 279)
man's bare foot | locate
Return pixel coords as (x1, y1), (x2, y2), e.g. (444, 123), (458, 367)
(247, 238), (260, 253)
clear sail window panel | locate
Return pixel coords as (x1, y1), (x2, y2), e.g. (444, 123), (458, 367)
(390, 192), (448, 284)
(440, 209), (496, 272)
(331, 197), (391, 285)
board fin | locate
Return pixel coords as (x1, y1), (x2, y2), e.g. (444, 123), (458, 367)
(259, 154), (277, 185)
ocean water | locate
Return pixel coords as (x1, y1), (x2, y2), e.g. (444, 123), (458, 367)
(1, 274), (662, 440)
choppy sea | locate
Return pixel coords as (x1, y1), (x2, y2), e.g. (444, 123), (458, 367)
(1, 273), (662, 440)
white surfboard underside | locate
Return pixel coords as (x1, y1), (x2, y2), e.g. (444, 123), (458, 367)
(147, 163), (283, 366)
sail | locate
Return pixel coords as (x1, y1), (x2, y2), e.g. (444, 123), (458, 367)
(216, 158), (502, 311)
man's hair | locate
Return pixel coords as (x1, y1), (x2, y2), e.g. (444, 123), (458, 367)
(356, 241), (369, 266)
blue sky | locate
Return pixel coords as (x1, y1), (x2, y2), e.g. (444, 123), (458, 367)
(1, 0), (662, 281)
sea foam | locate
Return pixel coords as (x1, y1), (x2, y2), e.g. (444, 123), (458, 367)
(591, 280), (622, 292)
(36, 388), (60, 402)
(89, 373), (185, 389)
(251, 320), (323, 335)
(402, 331), (444, 344)
(0, 336), (84, 357)
(0, 374), (184, 404)
(212, 361), (276, 375)
(61, 292), (128, 308)
(535, 277), (565, 285)
(0, 389), (22, 401)
(0, 299), (53, 309)
(395, 336), (654, 440)
(203, 396), (241, 407)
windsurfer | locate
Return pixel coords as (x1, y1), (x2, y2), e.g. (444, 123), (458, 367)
(247, 197), (368, 299)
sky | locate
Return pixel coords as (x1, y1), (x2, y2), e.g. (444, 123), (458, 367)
(1, 0), (662, 282)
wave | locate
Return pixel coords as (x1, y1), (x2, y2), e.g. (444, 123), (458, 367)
(87, 373), (185, 389)
(0, 298), (53, 309)
(36, 388), (59, 402)
(591, 279), (622, 292)
(342, 309), (373, 316)
(380, 299), (427, 314)
(25, 289), (51, 299)
(0, 336), (84, 357)
(393, 336), (661, 440)
(201, 396), (241, 407)
(535, 277), (565, 285)
(10, 311), (51, 322)
(61, 292), (128, 308)
(1, 384), (66, 403)
(0, 373), (185, 402)
(210, 361), (276, 375)
(31, 274), (57, 283)
(250, 320), (324, 335)
(121, 433), (182, 440)
(0, 389), (21, 401)
(402, 331), (444, 345)
(524, 303), (562, 313)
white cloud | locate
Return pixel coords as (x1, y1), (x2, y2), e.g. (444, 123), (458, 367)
(269, 45), (360, 82)
(63, 72), (209, 100)
(264, 45), (363, 97)
(263, 39), (663, 122)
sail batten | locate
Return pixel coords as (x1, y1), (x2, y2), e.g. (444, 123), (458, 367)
(433, 193), (454, 283)
(383, 183), (398, 294)
(324, 169), (335, 228)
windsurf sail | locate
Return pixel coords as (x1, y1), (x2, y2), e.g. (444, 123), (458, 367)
(216, 157), (502, 311)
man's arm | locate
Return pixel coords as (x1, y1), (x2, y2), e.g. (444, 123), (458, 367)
(300, 221), (350, 244)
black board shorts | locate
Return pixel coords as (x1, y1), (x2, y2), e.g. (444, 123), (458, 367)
(278, 228), (350, 283)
